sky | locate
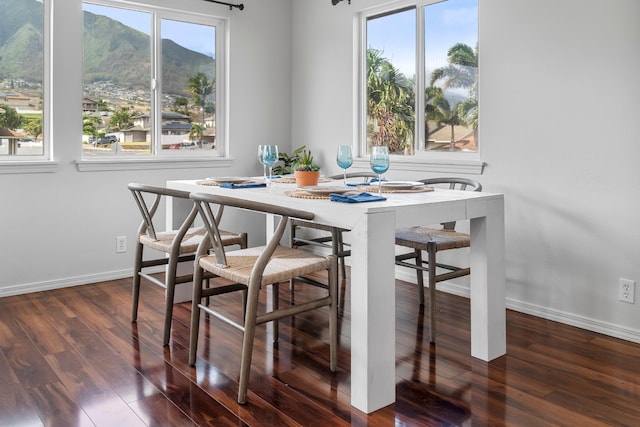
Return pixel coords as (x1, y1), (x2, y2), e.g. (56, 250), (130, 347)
(83, 0), (477, 81)
(83, 4), (215, 57)
(367, 0), (478, 79)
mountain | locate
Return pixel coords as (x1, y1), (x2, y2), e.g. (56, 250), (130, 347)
(0, 0), (215, 95)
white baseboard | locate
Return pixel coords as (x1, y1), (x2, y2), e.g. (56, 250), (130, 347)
(4, 265), (639, 346)
(0, 269), (133, 298)
(396, 268), (640, 344)
(506, 298), (640, 344)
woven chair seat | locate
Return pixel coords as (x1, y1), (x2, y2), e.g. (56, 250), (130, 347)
(189, 191), (337, 405)
(128, 182), (247, 346)
(394, 177), (482, 344)
(199, 245), (332, 286)
(395, 226), (470, 252)
(139, 227), (243, 254)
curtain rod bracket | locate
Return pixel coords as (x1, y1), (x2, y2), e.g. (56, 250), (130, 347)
(203, 0), (245, 11)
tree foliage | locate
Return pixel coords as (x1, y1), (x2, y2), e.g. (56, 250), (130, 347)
(189, 123), (203, 142)
(188, 72), (213, 125)
(83, 114), (102, 139)
(366, 42), (479, 154)
(0, 104), (23, 129)
(24, 116), (42, 138)
(109, 107), (133, 131)
(429, 43), (478, 136)
(366, 49), (414, 153)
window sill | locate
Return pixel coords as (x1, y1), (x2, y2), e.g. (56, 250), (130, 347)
(76, 157), (233, 172)
(353, 156), (484, 175)
(0, 160), (60, 174)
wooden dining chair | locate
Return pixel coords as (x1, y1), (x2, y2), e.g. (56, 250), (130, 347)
(394, 177), (482, 342)
(289, 171), (377, 304)
(128, 183), (247, 345)
(188, 192), (338, 404)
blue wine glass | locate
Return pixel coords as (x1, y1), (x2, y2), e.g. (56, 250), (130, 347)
(258, 145), (267, 183)
(262, 145), (278, 186)
(369, 146), (389, 194)
(336, 145), (353, 186)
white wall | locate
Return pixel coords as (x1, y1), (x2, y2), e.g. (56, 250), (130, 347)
(2, 0), (639, 343)
(0, 0), (292, 294)
(291, 0), (640, 342)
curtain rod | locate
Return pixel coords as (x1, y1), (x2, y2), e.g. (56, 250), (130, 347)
(203, 0), (245, 10)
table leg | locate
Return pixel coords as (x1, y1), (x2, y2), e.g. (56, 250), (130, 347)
(349, 210), (396, 413)
(469, 197), (506, 361)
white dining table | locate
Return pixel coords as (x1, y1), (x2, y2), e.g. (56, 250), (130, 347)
(166, 178), (506, 414)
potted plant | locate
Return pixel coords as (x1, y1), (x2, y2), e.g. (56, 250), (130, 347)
(272, 145), (306, 175)
(293, 148), (321, 187)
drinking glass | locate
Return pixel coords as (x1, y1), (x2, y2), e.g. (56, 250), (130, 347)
(257, 145), (267, 182)
(262, 145), (279, 186)
(369, 146), (389, 194)
(336, 145), (353, 186)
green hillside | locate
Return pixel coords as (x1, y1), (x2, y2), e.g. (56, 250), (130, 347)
(0, 0), (215, 95)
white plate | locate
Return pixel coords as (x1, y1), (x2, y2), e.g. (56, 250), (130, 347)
(379, 181), (424, 190)
(299, 186), (351, 196)
(206, 176), (252, 184)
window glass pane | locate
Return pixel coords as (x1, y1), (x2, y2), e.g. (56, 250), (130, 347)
(159, 19), (216, 152)
(366, 8), (416, 155)
(0, 0), (44, 157)
(82, 4), (151, 156)
(424, 0), (478, 152)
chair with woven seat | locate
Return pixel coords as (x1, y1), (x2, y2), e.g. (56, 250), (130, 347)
(394, 177), (482, 342)
(128, 183), (247, 345)
(289, 171), (377, 300)
(188, 191), (338, 404)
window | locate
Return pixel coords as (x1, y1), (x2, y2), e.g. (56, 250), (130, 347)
(0, 0), (46, 159)
(82, 1), (224, 158)
(363, 0), (478, 156)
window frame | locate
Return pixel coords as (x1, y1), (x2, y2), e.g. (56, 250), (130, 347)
(357, 0), (483, 175)
(80, 0), (228, 162)
(0, 0), (52, 169)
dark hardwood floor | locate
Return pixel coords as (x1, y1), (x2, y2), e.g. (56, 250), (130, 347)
(1, 271), (639, 426)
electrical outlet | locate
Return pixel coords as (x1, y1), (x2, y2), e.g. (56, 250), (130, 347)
(116, 236), (127, 253)
(619, 278), (635, 304)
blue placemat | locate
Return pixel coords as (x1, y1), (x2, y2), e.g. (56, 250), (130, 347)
(330, 192), (387, 203)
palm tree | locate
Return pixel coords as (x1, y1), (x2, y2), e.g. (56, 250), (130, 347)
(426, 90), (462, 151)
(430, 43), (478, 145)
(189, 123), (204, 144)
(430, 43), (478, 91)
(188, 72), (213, 126)
(366, 48), (415, 153)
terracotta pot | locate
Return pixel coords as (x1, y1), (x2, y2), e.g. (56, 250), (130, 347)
(294, 170), (321, 187)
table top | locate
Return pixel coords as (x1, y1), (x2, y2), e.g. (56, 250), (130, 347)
(167, 179), (503, 231)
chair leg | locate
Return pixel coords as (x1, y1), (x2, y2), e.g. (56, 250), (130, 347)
(189, 264), (205, 366)
(328, 257), (338, 372)
(131, 241), (143, 322)
(336, 230), (347, 283)
(272, 283), (279, 343)
(289, 224), (297, 297)
(415, 249), (425, 305)
(238, 282), (261, 404)
(428, 247), (437, 343)
(162, 258), (178, 346)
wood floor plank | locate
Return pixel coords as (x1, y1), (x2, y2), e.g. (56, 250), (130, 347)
(28, 381), (95, 427)
(1, 274), (640, 426)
